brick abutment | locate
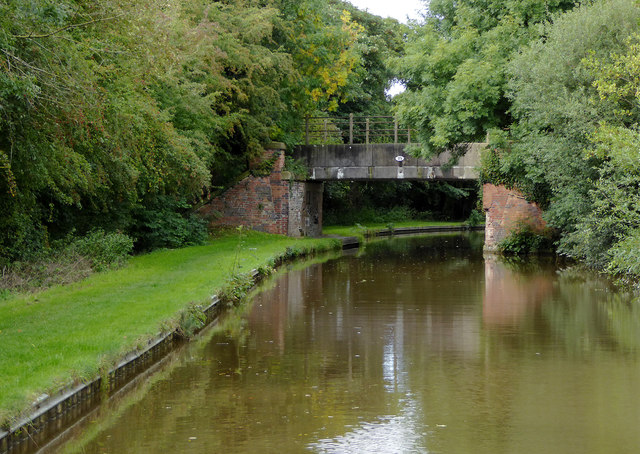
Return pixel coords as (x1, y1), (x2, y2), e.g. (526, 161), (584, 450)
(482, 183), (546, 252)
(200, 144), (323, 237)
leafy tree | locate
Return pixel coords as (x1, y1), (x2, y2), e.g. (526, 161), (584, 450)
(330, 1), (406, 117)
(0, 0), (214, 260)
(499, 0), (640, 260)
(274, 0), (364, 113)
(569, 125), (640, 269)
(566, 33), (640, 272)
(391, 0), (576, 157)
(0, 0), (382, 262)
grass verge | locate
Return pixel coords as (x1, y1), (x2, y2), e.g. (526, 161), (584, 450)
(0, 229), (340, 426)
(322, 220), (466, 238)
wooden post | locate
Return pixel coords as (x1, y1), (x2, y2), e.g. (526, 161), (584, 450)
(305, 117), (309, 145)
(394, 117), (398, 144)
(408, 127), (411, 144)
(349, 113), (354, 145)
(366, 117), (370, 145)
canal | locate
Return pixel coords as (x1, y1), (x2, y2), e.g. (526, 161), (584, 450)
(54, 232), (640, 453)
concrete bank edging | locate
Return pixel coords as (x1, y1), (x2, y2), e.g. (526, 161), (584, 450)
(0, 290), (233, 454)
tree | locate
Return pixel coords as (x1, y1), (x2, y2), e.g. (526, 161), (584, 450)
(330, 0), (406, 117)
(567, 33), (640, 272)
(0, 0), (380, 261)
(498, 0), (640, 261)
(391, 0), (576, 157)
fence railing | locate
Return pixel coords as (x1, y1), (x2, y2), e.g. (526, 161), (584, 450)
(304, 115), (416, 145)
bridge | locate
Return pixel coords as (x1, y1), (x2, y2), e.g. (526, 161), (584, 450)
(292, 143), (482, 181)
(294, 115), (481, 181)
(204, 116), (544, 249)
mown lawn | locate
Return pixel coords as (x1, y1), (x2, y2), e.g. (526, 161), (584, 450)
(0, 230), (339, 423)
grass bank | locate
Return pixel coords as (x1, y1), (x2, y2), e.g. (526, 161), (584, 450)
(323, 220), (466, 238)
(0, 230), (340, 425)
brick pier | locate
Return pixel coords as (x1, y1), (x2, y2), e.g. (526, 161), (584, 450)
(482, 183), (546, 251)
(200, 143), (323, 237)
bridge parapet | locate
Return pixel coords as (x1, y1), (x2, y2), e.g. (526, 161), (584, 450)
(305, 115), (415, 145)
(291, 143), (484, 181)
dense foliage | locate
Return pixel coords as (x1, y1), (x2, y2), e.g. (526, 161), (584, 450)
(500, 0), (640, 272)
(330, 1), (406, 117)
(0, 0), (401, 264)
(392, 0), (577, 157)
(7, 0), (640, 284)
(395, 0), (640, 279)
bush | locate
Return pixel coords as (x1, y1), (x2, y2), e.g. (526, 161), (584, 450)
(1, 230), (134, 293)
(130, 196), (208, 251)
(67, 230), (134, 272)
(607, 229), (640, 282)
(383, 206), (415, 223)
(499, 224), (555, 255)
(465, 209), (485, 227)
(0, 200), (49, 266)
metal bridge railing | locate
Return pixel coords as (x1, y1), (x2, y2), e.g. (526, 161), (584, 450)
(304, 115), (416, 145)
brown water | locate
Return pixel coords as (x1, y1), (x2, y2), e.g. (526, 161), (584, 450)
(58, 233), (640, 454)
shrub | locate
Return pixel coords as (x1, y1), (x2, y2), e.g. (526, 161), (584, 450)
(383, 206), (415, 223)
(1, 229), (134, 293)
(607, 229), (640, 282)
(465, 209), (485, 227)
(130, 196), (208, 251)
(67, 230), (134, 272)
(499, 224), (555, 255)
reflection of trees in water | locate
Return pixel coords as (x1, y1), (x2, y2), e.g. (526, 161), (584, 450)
(545, 271), (640, 354)
(602, 294), (640, 351)
(484, 256), (640, 354)
(245, 237), (486, 452)
(491, 254), (565, 274)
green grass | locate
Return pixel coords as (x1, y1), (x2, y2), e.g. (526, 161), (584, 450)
(322, 220), (465, 238)
(0, 230), (339, 424)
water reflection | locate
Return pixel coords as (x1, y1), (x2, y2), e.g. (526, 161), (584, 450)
(483, 255), (554, 329)
(58, 233), (640, 454)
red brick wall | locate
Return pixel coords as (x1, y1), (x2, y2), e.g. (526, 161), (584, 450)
(200, 147), (290, 235)
(483, 183), (546, 251)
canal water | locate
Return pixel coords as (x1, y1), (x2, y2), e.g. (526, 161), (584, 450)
(56, 233), (640, 453)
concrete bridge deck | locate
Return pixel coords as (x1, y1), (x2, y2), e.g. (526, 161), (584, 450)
(292, 143), (484, 181)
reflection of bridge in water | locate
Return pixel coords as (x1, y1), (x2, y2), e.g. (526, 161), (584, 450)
(294, 116), (483, 181)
